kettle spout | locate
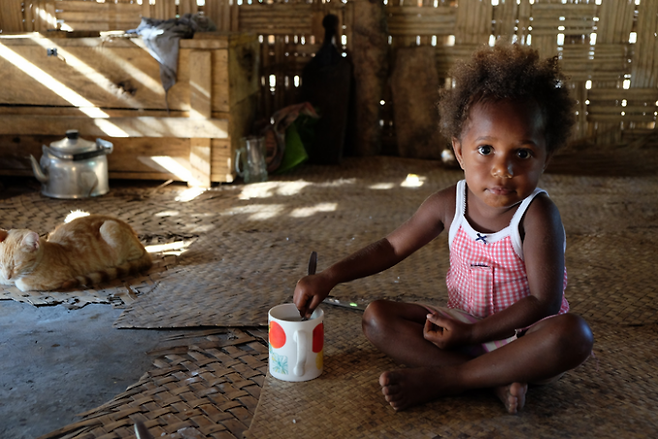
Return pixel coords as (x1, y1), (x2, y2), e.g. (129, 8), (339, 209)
(29, 155), (49, 184)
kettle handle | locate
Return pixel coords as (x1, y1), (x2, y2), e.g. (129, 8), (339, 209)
(96, 138), (114, 154)
(235, 147), (245, 177)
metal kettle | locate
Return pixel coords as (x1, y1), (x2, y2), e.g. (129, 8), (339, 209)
(29, 129), (114, 199)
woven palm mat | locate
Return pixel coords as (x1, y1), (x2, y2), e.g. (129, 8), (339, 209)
(38, 327), (269, 439)
(246, 307), (658, 439)
(0, 180), (232, 308)
(114, 157), (658, 329)
(114, 158), (459, 328)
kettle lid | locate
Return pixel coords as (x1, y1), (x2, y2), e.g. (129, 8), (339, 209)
(49, 130), (98, 154)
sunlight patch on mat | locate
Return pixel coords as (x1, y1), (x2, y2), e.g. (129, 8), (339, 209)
(400, 173), (425, 188)
(239, 181), (313, 200)
(290, 202), (337, 218)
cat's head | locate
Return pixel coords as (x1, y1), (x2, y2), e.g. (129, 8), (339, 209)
(0, 229), (41, 282)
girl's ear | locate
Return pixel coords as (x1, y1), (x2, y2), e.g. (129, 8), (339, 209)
(452, 138), (465, 170)
(21, 232), (40, 252)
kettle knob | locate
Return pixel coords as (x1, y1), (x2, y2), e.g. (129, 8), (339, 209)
(65, 129), (80, 140)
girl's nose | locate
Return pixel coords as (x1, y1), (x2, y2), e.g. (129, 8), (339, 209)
(492, 160), (513, 179)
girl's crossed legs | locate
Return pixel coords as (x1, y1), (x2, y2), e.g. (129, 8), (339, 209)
(362, 299), (593, 413)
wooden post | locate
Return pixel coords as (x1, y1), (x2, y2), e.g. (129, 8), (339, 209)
(391, 46), (446, 160)
(350, 0), (388, 156)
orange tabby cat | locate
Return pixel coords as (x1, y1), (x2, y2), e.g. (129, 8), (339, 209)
(0, 214), (152, 292)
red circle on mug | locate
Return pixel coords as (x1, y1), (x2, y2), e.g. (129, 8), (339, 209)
(269, 321), (286, 349)
(312, 323), (324, 353)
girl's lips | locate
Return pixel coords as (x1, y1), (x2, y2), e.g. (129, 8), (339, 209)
(488, 186), (514, 195)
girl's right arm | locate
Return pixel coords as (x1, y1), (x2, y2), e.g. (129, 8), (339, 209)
(294, 185), (456, 319)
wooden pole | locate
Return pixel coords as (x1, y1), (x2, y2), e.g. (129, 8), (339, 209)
(350, 0), (388, 156)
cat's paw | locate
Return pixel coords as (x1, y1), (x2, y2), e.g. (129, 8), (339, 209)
(15, 279), (34, 292)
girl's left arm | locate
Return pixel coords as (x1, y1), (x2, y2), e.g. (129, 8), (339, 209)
(427, 195), (566, 348)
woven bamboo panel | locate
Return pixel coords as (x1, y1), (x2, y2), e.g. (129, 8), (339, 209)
(39, 328), (269, 439)
(1, 0), (654, 152)
(246, 308), (658, 438)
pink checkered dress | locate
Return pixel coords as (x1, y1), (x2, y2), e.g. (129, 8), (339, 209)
(446, 180), (569, 319)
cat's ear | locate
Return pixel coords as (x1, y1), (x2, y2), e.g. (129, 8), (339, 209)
(21, 232), (40, 251)
(0, 230), (7, 243)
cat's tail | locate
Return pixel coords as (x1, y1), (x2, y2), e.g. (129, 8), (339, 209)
(64, 251), (153, 289)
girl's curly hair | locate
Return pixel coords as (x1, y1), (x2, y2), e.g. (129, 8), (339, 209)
(438, 44), (576, 155)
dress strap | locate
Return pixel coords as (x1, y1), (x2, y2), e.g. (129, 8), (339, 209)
(509, 187), (546, 259)
(448, 180), (466, 248)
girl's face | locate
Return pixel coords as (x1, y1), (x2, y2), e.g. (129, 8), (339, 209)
(452, 99), (550, 210)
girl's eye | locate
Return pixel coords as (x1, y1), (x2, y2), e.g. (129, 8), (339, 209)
(517, 149), (532, 159)
(477, 145), (493, 155)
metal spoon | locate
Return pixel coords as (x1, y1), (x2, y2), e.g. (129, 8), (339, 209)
(301, 251), (317, 321)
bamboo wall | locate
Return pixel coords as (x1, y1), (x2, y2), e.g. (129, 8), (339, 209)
(1, 0), (656, 151)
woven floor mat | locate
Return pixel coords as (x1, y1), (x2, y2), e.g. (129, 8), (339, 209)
(113, 230), (451, 328)
(246, 307), (658, 439)
(0, 253), (180, 309)
(3, 157), (657, 325)
(114, 161), (460, 328)
(38, 328), (269, 439)
(546, 148), (658, 177)
(566, 232), (658, 325)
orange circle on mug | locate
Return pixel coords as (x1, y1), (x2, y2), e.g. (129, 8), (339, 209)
(269, 321), (286, 349)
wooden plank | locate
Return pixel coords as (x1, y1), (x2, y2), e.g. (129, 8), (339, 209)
(180, 39), (230, 50)
(0, 0), (25, 32)
(0, 37), (176, 110)
(210, 47), (230, 113)
(142, 2), (151, 20)
(228, 36), (260, 108)
(493, 0), (517, 41)
(0, 115), (229, 139)
(0, 134), (192, 178)
(210, 138), (234, 183)
(45, 1), (58, 30)
(179, 0), (199, 16)
(454, 0), (491, 44)
(228, 93), (259, 161)
(0, 106), (186, 119)
(189, 50), (213, 120)
(190, 138), (212, 187)
(588, 88), (658, 101)
(631, 0), (658, 88)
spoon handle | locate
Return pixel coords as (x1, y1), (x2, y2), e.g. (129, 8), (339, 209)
(308, 251), (317, 276)
(301, 251), (318, 321)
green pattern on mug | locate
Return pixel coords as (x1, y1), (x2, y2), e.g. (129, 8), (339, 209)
(271, 350), (289, 375)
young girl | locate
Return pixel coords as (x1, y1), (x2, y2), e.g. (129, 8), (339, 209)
(293, 44), (593, 413)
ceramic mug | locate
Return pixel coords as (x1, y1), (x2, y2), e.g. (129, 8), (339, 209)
(268, 303), (324, 382)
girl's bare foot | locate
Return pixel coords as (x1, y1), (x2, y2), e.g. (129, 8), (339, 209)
(380, 368), (529, 413)
(494, 382), (528, 414)
(379, 368), (453, 411)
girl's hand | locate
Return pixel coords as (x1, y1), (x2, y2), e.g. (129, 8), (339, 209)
(293, 273), (333, 319)
(423, 310), (473, 349)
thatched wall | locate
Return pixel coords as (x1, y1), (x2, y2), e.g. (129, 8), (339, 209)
(1, 0), (656, 155)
